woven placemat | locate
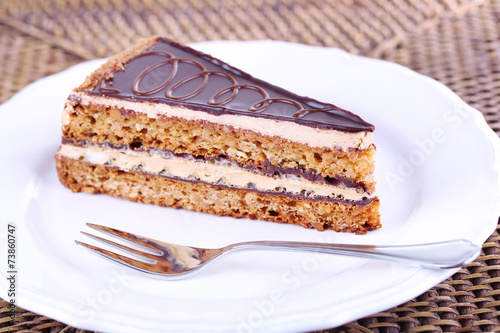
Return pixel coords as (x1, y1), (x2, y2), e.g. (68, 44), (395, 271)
(1, 0), (499, 332)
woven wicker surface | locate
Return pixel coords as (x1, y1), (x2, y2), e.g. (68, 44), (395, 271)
(1, 0), (499, 332)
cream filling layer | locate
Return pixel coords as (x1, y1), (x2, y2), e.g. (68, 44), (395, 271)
(65, 92), (374, 151)
(58, 144), (374, 202)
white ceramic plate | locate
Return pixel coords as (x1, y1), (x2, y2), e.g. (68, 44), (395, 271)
(1, 40), (500, 333)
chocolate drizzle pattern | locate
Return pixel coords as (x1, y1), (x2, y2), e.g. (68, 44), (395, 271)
(125, 50), (337, 118)
(89, 38), (374, 133)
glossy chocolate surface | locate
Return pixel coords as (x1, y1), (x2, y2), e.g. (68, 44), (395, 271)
(89, 38), (374, 133)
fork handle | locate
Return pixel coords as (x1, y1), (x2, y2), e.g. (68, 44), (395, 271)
(226, 239), (481, 269)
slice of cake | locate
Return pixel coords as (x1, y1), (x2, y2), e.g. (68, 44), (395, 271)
(56, 36), (380, 234)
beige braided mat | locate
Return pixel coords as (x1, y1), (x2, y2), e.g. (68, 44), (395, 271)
(1, 0), (500, 331)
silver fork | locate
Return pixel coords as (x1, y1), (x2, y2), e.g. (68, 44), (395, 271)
(76, 223), (481, 278)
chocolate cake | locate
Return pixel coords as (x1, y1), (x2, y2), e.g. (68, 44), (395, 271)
(55, 36), (380, 234)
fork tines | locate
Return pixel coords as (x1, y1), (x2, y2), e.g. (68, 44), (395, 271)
(76, 223), (162, 273)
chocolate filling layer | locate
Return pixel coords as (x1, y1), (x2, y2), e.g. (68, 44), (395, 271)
(88, 37), (374, 133)
(62, 138), (370, 193)
(68, 156), (374, 206)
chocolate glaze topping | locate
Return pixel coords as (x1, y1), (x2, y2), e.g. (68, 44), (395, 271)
(89, 37), (374, 133)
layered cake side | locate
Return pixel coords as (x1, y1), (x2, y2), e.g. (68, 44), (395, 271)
(55, 36), (380, 234)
